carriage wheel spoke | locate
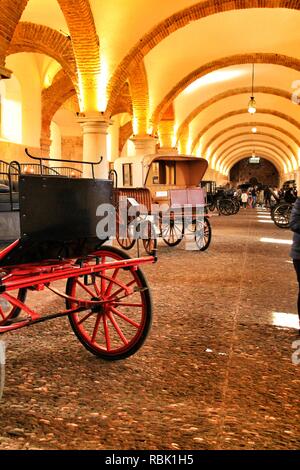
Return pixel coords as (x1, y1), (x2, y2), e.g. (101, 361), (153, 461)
(110, 306), (140, 328)
(107, 312), (129, 345)
(0, 306), (5, 320)
(105, 269), (120, 297)
(78, 311), (94, 325)
(93, 279), (101, 297)
(103, 315), (111, 351)
(112, 302), (143, 308)
(100, 258), (106, 293)
(76, 280), (96, 298)
(108, 279), (136, 300)
(91, 314), (102, 343)
(162, 225), (170, 236)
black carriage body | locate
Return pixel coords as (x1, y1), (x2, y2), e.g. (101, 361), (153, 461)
(0, 175), (113, 266)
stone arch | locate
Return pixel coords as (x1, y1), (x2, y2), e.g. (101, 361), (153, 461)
(209, 132), (297, 167)
(218, 142), (290, 174)
(218, 139), (292, 171)
(154, 54), (300, 127)
(8, 22), (76, 82)
(107, 1), (300, 116)
(202, 122), (300, 156)
(192, 109), (300, 153)
(111, 83), (133, 117)
(223, 150), (285, 176)
(119, 121), (133, 154)
(176, 86), (296, 143)
(57, 0), (100, 111)
(41, 70), (77, 153)
(0, 0), (28, 71)
(224, 149), (285, 175)
(128, 61), (149, 135)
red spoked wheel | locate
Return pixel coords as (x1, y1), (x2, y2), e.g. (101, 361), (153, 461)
(66, 246), (152, 360)
(0, 289), (27, 326)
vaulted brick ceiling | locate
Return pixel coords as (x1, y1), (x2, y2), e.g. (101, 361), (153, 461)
(2, 0), (300, 174)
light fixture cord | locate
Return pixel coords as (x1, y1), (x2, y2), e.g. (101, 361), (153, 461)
(251, 63), (255, 97)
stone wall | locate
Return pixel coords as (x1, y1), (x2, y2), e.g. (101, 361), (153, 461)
(0, 141), (39, 163)
(61, 136), (83, 171)
(230, 157), (279, 187)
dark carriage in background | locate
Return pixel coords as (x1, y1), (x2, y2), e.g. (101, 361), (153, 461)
(0, 150), (155, 374)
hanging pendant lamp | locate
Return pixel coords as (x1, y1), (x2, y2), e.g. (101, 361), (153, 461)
(248, 64), (256, 114)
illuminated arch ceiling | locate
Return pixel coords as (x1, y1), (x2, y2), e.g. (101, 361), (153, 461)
(7, 1), (300, 176)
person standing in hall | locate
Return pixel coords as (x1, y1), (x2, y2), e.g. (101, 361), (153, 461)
(241, 191), (248, 209)
(257, 188), (264, 208)
(251, 186), (257, 208)
(264, 187), (271, 208)
(290, 197), (300, 329)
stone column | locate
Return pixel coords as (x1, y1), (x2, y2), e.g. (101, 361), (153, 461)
(77, 113), (111, 179)
(131, 135), (157, 157)
(158, 120), (177, 154)
(40, 137), (52, 158)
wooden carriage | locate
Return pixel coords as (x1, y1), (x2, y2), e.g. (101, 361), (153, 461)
(0, 151), (156, 385)
(113, 154), (211, 251)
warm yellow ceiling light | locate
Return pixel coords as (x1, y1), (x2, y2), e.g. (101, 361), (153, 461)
(248, 64), (256, 114)
(184, 69), (244, 95)
(252, 127), (257, 133)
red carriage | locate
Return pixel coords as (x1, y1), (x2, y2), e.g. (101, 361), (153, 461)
(0, 152), (155, 368)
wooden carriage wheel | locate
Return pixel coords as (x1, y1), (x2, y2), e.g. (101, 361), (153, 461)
(160, 212), (184, 247)
(67, 246), (152, 360)
(192, 217), (212, 251)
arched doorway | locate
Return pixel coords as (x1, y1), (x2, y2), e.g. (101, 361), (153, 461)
(229, 157), (279, 187)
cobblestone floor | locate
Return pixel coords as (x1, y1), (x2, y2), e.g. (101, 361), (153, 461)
(0, 208), (299, 450)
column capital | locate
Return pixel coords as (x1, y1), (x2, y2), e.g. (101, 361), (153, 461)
(0, 66), (12, 80)
(130, 135), (158, 155)
(76, 112), (113, 134)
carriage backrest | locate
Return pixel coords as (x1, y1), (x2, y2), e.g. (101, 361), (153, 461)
(187, 188), (205, 206)
(169, 188), (205, 208)
(19, 175), (113, 241)
(169, 189), (188, 207)
(113, 187), (152, 212)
